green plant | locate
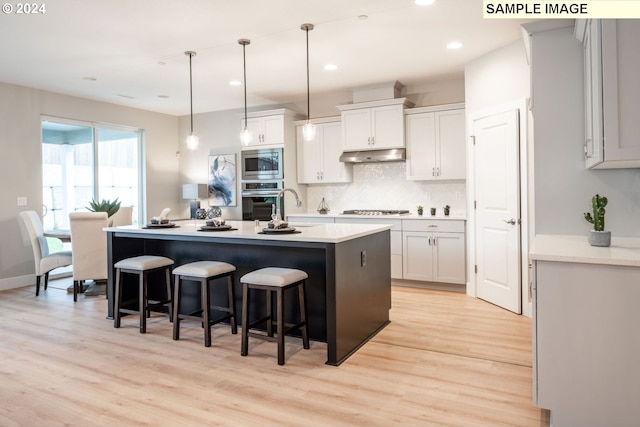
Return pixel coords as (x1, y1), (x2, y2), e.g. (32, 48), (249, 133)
(444, 205), (450, 210)
(417, 205), (423, 210)
(584, 194), (607, 231)
(87, 198), (121, 217)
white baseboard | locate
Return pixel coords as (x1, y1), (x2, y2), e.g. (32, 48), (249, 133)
(0, 274), (34, 292)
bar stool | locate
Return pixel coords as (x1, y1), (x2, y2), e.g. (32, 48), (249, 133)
(113, 255), (174, 333)
(172, 261), (237, 347)
(240, 267), (310, 365)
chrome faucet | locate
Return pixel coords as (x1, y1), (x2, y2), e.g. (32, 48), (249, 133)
(276, 188), (302, 221)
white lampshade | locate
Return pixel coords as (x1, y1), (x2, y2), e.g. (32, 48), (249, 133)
(186, 133), (199, 150)
(240, 127), (253, 146)
(302, 122), (316, 141)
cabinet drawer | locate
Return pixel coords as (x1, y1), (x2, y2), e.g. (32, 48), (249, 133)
(287, 215), (335, 224)
(402, 219), (465, 233)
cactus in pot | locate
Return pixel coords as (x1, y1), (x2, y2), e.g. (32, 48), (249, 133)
(584, 194), (610, 247)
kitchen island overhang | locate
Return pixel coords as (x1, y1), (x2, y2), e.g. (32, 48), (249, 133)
(105, 221), (392, 366)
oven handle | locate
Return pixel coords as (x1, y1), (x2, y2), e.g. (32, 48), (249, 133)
(241, 191), (281, 197)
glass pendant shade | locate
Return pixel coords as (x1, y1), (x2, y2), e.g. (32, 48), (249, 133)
(302, 121), (316, 141)
(240, 127), (253, 146)
(186, 133), (199, 150)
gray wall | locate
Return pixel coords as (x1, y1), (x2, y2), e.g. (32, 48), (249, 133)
(531, 27), (640, 237)
(1, 82), (179, 288)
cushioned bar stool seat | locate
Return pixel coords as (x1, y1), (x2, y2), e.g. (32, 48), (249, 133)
(172, 261), (237, 347)
(114, 255), (174, 333)
(240, 267), (310, 365)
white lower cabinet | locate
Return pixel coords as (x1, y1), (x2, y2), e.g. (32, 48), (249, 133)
(402, 219), (466, 284)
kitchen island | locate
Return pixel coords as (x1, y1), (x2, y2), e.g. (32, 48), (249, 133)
(105, 220), (392, 365)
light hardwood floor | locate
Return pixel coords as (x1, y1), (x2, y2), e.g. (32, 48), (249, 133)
(0, 280), (549, 427)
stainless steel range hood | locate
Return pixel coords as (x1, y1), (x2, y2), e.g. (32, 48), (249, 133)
(339, 148), (406, 163)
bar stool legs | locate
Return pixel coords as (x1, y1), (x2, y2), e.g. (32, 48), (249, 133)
(113, 255), (174, 333)
(172, 261), (237, 347)
(240, 267), (310, 365)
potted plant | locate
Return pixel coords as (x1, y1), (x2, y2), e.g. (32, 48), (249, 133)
(87, 198), (121, 225)
(584, 194), (610, 247)
(430, 207), (436, 216)
(417, 205), (423, 216)
(443, 205), (450, 216)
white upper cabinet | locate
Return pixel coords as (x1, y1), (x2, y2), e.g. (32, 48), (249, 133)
(405, 104), (466, 180)
(240, 109), (301, 150)
(577, 19), (640, 168)
(338, 98), (414, 151)
(296, 118), (353, 184)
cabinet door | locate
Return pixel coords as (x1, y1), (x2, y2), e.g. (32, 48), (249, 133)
(321, 121), (352, 183)
(432, 232), (466, 284)
(296, 125), (321, 184)
(371, 104), (405, 149)
(583, 19), (604, 167)
(262, 115), (284, 145)
(436, 109), (466, 180)
(406, 112), (436, 180)
(342, 109), (372, 151)
(600, 19), (640, 165)
(402, 231), (433, 281)
(243, 117), (264, 146)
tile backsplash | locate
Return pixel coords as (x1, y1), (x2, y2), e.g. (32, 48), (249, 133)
(305, 162), (467, 215)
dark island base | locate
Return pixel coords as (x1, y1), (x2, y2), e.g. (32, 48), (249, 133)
(107, 230), (391, 365)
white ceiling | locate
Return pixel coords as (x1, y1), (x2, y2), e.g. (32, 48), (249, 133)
(0, 0), (536, 116)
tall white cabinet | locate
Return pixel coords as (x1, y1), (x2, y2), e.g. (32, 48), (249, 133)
(576, 19), (640, 168)
(296, 117), (353, 184)
(405, 103), (466, 180)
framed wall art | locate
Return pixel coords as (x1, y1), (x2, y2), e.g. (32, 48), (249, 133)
(208, 154), (237, 207)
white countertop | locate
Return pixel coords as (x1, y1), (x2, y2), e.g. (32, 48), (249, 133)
(530, 234), (640, 267)
(106, 220), (392, 244)
(287, 212), (467, 221)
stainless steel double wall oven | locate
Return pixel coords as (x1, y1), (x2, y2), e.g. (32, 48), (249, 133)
(240, 148), (284, 221)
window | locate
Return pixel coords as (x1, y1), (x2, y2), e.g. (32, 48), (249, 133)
(41, 118), (143, 229)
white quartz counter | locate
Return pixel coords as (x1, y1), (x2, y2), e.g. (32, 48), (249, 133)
(106, 220), (391, 244)
(286, 212), (467, 221)
(530, 234), (640, 267)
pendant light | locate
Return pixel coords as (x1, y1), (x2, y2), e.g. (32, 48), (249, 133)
(238, 39), (252, 146)
(185, 50), (199, 150)
(301, 23), (316, 141)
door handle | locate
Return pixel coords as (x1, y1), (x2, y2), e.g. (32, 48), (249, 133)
(503, 218), (517, 225)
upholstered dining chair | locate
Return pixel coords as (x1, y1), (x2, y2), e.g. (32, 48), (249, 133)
(19, 210), (73, 296)
(69, 212), (108, 302)
(109, 206), (133, 227)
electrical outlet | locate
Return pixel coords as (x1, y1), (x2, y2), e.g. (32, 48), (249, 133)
(17, 197), (27, 206)
(361, 251), (367, 267)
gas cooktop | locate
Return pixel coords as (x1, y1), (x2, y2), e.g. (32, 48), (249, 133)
(342, 209), (411, 216)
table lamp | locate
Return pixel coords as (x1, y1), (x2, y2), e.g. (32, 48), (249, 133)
(182, 183), (208, 219)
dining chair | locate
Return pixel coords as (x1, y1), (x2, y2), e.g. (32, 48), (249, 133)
(19, 210), (73, 296)
(110, 206), (133, 227)
(69, 212), (108, 302)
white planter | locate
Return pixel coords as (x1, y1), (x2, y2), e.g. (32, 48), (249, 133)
(588, 230), (611, 247)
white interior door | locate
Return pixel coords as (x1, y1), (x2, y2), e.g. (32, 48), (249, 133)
(473, 109), (521, 313)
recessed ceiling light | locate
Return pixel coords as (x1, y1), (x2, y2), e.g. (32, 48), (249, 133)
(158, 95), (169, 98)
(116, 94), (135, 99)
(358, 14), (368, 20)
(415, 0), (436, 5)
(157, 61), (166, 66)
(229, 80), (241, 86)
(324, 64), (338, 71)
(447, 41), (463, 50)
(82, 77), (97, 81)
